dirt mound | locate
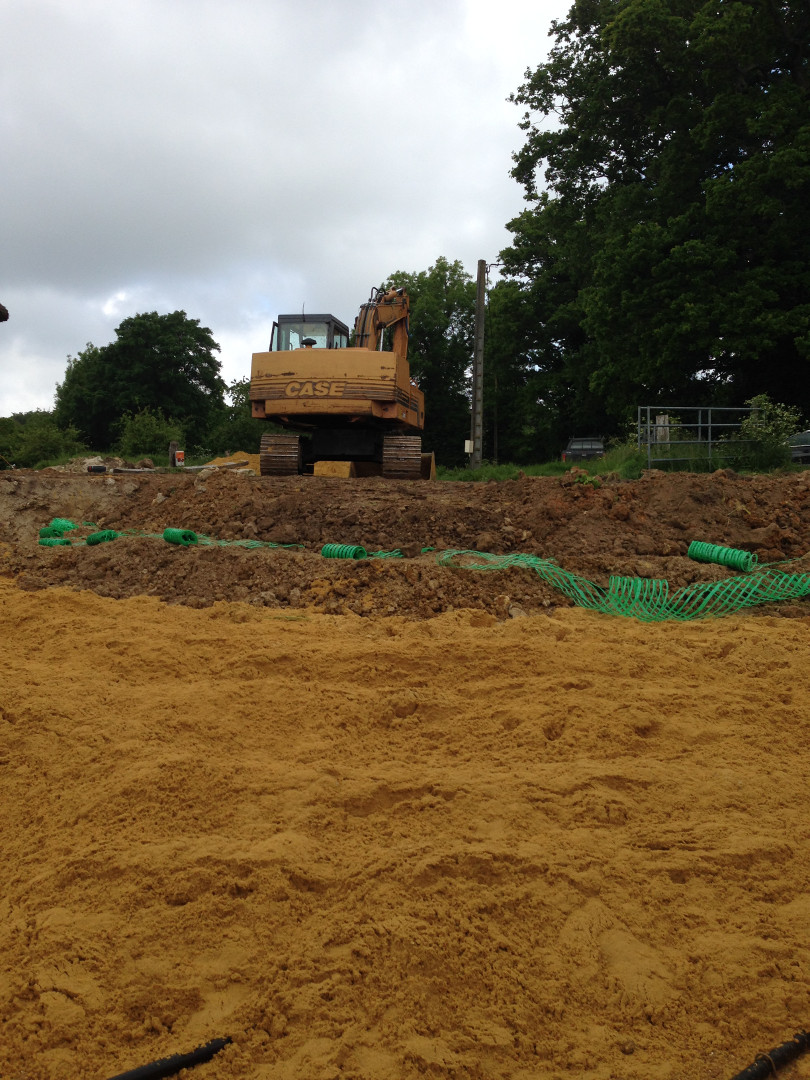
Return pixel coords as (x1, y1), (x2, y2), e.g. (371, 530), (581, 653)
(2, 467), (810, 618)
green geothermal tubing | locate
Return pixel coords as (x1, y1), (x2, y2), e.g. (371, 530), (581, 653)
(162, 530), (303, 550)
(85, 530), (120, 545)
(437, 550), (810, 622)
(39, 520), (302, 550)
(321, 544), (368, 559)
(37, 518), (808, 620)
(688, 540), (758, 572)
(320, 545), (404, 559)
(47, 517), (78, 533)
(607, 576), (672, 620)
(222, 538), (292, 549)
(162, 528), (199, 546)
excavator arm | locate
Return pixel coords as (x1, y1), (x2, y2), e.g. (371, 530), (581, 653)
(353, 286), (409, 360)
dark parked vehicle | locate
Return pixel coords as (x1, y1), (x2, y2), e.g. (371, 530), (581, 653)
(562, 437), (605, 463)
(788, 430), (810, 464)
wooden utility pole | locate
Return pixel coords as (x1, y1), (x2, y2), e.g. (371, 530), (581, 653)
(470, 259), (486, 470)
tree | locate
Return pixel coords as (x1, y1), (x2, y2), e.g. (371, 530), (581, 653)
(54, 311), (226, 448)
(205, 377), (273, 455)
(0, 410), (85, 468)
(386, 258), (476, 467)
(503, 0), (810, 427)
(731, 392), (801, 469)
(483, 278), (585, 463)
(114, 408), (186, 458)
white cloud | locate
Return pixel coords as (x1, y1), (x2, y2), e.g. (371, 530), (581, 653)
(101, 291), (130, 318)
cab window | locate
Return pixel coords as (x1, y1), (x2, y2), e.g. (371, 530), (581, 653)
(278, 321), (329, 350)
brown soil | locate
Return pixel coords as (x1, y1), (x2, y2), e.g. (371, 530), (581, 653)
(2, 464), (810, 1080)
(2, 464), (810, 617)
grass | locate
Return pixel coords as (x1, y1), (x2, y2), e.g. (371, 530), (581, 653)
(10, 444), (806, 479)
(438, 462), (566, 482)
(439, 444), (648, 482)
(640, 439), (797, 473)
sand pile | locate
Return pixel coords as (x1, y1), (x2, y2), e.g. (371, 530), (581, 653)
(2, 578), (810, 1079)
(205, 452), (261, 474)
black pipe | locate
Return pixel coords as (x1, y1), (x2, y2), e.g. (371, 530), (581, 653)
(729, 1030), (809, 1080)
(106, 1035), (231, 1080)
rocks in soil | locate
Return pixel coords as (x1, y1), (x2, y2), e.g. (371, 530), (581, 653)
(1, 467), (809, 619)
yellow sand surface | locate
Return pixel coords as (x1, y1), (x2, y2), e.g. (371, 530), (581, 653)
(206, 452), (261, 473)
(313, 461), (357, 478)
(2, 579), (810, 1079)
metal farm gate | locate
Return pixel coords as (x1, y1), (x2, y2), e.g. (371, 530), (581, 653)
(637, 406), (753, 470)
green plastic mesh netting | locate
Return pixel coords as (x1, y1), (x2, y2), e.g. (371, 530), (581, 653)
(36, 515), (810, 621)
(437, 550), (810, 622)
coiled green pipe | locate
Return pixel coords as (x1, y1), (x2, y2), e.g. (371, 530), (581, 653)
(39, 537), (72, 546)
(688, 540), (757, 572)
(163, 528), (198, 546)
(321, 543), (367, 559)
(48, 517), (77, 533)
(86, 530), (120, 545)
(38, 518), (303, 551)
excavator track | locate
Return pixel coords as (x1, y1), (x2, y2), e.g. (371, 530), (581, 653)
(259, 434), (303, 476)
(382, 434), (423, 480)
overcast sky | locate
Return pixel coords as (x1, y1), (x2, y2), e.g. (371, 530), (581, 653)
(1, 0), (568, 417)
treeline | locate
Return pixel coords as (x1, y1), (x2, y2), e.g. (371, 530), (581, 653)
(2, 0), (808, 469)
(0, 311), (268, 468)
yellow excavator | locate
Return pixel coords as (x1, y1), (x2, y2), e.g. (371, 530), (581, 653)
(249, 285), (434, 478)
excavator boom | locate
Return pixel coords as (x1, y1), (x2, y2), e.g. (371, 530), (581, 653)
(353, 286), (410, 361)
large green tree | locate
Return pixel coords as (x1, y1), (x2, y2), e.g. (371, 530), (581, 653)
(503, 0), (810, 425)
(387, 257), (476, 467)
(483, 277), (584, 462)
(55, 311), (226, 448)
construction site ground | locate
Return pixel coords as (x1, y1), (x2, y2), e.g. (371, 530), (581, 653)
(1, 460), (810, 1080)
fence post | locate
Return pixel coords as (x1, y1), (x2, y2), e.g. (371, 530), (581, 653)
(708, 409), (713, 465)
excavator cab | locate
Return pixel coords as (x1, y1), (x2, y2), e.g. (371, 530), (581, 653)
(270, 314), (350, 352)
